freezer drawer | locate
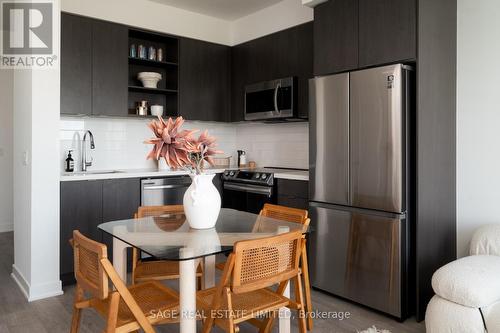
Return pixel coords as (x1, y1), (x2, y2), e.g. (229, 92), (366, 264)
(310, 204), (402, 317)
(350, 64), (406, 213)
(309, 73), (350, 205)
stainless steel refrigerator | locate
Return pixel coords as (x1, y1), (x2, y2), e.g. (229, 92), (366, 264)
(309, 64), (413, 319)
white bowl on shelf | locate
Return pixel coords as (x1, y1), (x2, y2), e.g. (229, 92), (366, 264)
(137, 72), (162, 88)
(150, 105), (164, 117)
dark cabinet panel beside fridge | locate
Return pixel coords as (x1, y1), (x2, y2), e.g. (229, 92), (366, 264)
(309, 63), (413, 319)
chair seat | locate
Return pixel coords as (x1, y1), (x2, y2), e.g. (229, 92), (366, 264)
(197, 287), (290, 323)
(135, 260), (203, 282)
(93, 281), (180, 327)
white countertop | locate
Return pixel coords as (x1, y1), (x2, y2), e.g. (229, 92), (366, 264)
(60, 168), (226, 182)
(60, 167), (309, 182)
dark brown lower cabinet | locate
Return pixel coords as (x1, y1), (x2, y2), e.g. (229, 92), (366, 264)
(60, 178), (140, 285)
(102, 178), (141, 266)
(60, 180), (103, 285)
(276, 179), (309, 210)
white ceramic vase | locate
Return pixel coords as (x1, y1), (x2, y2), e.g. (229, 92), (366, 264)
(183, 174), (221, 229)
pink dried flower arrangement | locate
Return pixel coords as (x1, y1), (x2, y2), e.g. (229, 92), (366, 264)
(144, 116), (223, 174)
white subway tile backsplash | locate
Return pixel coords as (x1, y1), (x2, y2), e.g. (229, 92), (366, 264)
(60, 116), (308, 172)
(235, 122), (309, 169)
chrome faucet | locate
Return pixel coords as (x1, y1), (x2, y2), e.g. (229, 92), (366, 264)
(81, 130), (95, 172)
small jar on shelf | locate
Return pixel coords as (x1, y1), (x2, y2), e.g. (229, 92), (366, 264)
(129, 44), (137, 58)
(148, 46), (156, 61)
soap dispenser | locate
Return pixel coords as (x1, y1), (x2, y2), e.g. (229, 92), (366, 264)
(65, 150), (74, 172)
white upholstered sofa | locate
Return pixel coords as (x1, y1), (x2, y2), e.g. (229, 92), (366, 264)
(426, 224), (500, 333)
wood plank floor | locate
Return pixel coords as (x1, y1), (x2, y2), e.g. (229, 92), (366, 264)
(0, 232), (425, 332)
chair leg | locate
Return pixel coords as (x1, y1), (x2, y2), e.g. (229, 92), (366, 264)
(225, 288), (236, 333)
(70, 285), (84, 333)
(202, 317), (214, 333)
(260, 311), (277, 333)
(301, 243), (313, 331)
(105, 292), (120, 333)
(294, 274), (307, 333)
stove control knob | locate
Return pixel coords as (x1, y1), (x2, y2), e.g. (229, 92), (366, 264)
(229, 171), (235, 177)
(224, 171), (229, 176)
(255, 173), (261, 179)
(261, 174), (268, 180)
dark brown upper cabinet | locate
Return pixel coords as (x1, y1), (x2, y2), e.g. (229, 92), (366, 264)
(92, 20), (129, 116)
(358, 0), (416, 67)
(179, 38), (230, 122)
(61, 14), (92, 116)
(231, 22), (313, 122)
(314, 0), (359, 76)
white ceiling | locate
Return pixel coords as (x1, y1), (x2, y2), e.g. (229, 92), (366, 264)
(149, 0), (285, 21)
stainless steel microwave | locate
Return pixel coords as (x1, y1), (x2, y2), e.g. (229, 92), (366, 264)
(244, 77), (297, 121)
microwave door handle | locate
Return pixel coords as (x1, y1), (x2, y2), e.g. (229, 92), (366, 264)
(274, 82), (281, 114)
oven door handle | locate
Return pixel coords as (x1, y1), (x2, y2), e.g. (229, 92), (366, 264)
(224, 183), (273, 197)
(143, 184), (189, 190)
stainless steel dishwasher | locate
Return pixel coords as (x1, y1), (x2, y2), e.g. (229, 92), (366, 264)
(141, 176), (192, 206)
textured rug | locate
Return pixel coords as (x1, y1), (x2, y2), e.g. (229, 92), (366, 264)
(358, 326), (392, 333)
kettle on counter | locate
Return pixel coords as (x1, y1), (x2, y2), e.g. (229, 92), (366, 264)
(237, 150), (246, 167)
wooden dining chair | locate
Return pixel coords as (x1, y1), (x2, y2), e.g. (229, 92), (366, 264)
(216, 203), (314, 330)
(197, 230), (307, 333)
(132, 205), (203, 286)
(70, 230), (179, 333)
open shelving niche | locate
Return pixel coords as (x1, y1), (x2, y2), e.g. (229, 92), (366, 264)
(127, 28), (179, 118)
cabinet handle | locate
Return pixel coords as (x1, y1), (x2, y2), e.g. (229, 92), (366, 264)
(143, 184), (188, 190)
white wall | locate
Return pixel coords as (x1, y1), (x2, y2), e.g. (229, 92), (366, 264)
(11, 2), (62, 301)
(61, 0), (313, 46)
(0, 69), (13, 233)
(61, 0), (232, 45)
(231, 0), (313, 45)
(457, 0), (500, 256)
(13, 69), (33, 292)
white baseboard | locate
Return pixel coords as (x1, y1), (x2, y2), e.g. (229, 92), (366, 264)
(11, 264), (30, 300)
(11, 264), (63, 302)
(0, 221), (13, 233)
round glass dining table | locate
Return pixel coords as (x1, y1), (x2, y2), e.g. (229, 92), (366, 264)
(98, 208), (308, 333)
